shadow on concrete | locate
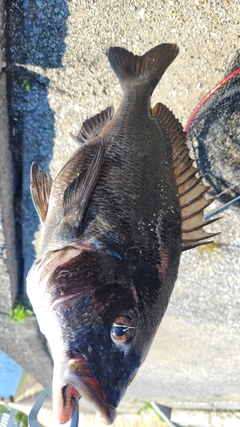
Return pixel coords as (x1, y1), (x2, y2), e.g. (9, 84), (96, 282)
(6, 0), (69, 296)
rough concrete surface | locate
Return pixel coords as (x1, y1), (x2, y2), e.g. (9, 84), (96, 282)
(0, 0), (53, 392)
(0, 1), (18, 303)
(1, 0), (240, 425)
(171, 409), (240, 427)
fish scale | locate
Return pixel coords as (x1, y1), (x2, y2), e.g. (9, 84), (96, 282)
(27, 43), (219, 425)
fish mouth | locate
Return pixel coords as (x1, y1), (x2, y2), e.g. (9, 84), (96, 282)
(53, 356), (116, 425)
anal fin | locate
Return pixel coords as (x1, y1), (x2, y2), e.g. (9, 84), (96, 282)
(63, 141), (105, 230)
(30, 163), (52, 222)
(152, 103), (220, 251)
(72, 106), (114, 143)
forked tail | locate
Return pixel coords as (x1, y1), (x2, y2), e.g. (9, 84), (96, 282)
(108, 43), (179, 94)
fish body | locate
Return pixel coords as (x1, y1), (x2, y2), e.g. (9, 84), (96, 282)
(27, 44), (217, 424)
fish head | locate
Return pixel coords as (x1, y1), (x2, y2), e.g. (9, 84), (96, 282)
(52, 285), (147, 425)
(27, 246), (165, 425)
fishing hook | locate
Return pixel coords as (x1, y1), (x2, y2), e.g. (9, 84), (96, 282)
(28, 386), (79, 427)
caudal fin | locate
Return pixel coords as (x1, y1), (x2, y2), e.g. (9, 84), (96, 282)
(108, 43), (179, 94)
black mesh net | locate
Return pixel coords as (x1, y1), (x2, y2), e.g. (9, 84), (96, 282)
(186, 52), (240, 206)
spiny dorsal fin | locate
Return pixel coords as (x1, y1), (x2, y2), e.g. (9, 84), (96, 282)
(108, 44), (179, 94)
(72, 106), (114, 144)
(152, 103), (219, 251)
(30, 163), (52, 222)
(63, 141), (105, 229)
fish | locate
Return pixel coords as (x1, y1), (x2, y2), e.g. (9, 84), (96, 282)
(27, 43), (218, 425)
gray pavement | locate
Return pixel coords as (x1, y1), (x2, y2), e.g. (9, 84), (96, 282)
(1, 0), (240, 422)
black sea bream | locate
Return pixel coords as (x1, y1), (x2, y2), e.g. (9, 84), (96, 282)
(27, 44), (218, 424)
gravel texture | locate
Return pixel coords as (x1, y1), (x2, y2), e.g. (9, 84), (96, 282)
(1, 0), (240, 418)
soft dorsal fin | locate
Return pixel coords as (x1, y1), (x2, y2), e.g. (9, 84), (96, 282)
(73, 106), (114, 144)
(152, 103), (219, 251)
(30, 163), (52, 222)
(63, 141), (105, 229)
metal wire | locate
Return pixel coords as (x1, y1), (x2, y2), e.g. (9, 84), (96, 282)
(28, 386), (79, 427)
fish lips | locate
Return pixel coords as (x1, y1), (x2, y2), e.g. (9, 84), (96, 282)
(54, 356), (117, 425)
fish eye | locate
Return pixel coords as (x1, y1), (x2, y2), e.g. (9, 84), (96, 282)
(110, 316), (135, 344)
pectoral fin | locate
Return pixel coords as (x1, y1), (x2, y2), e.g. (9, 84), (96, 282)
(30, 163), (52, 222)
(63, 141), (105, 230)
(152, 103), (220, 251)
